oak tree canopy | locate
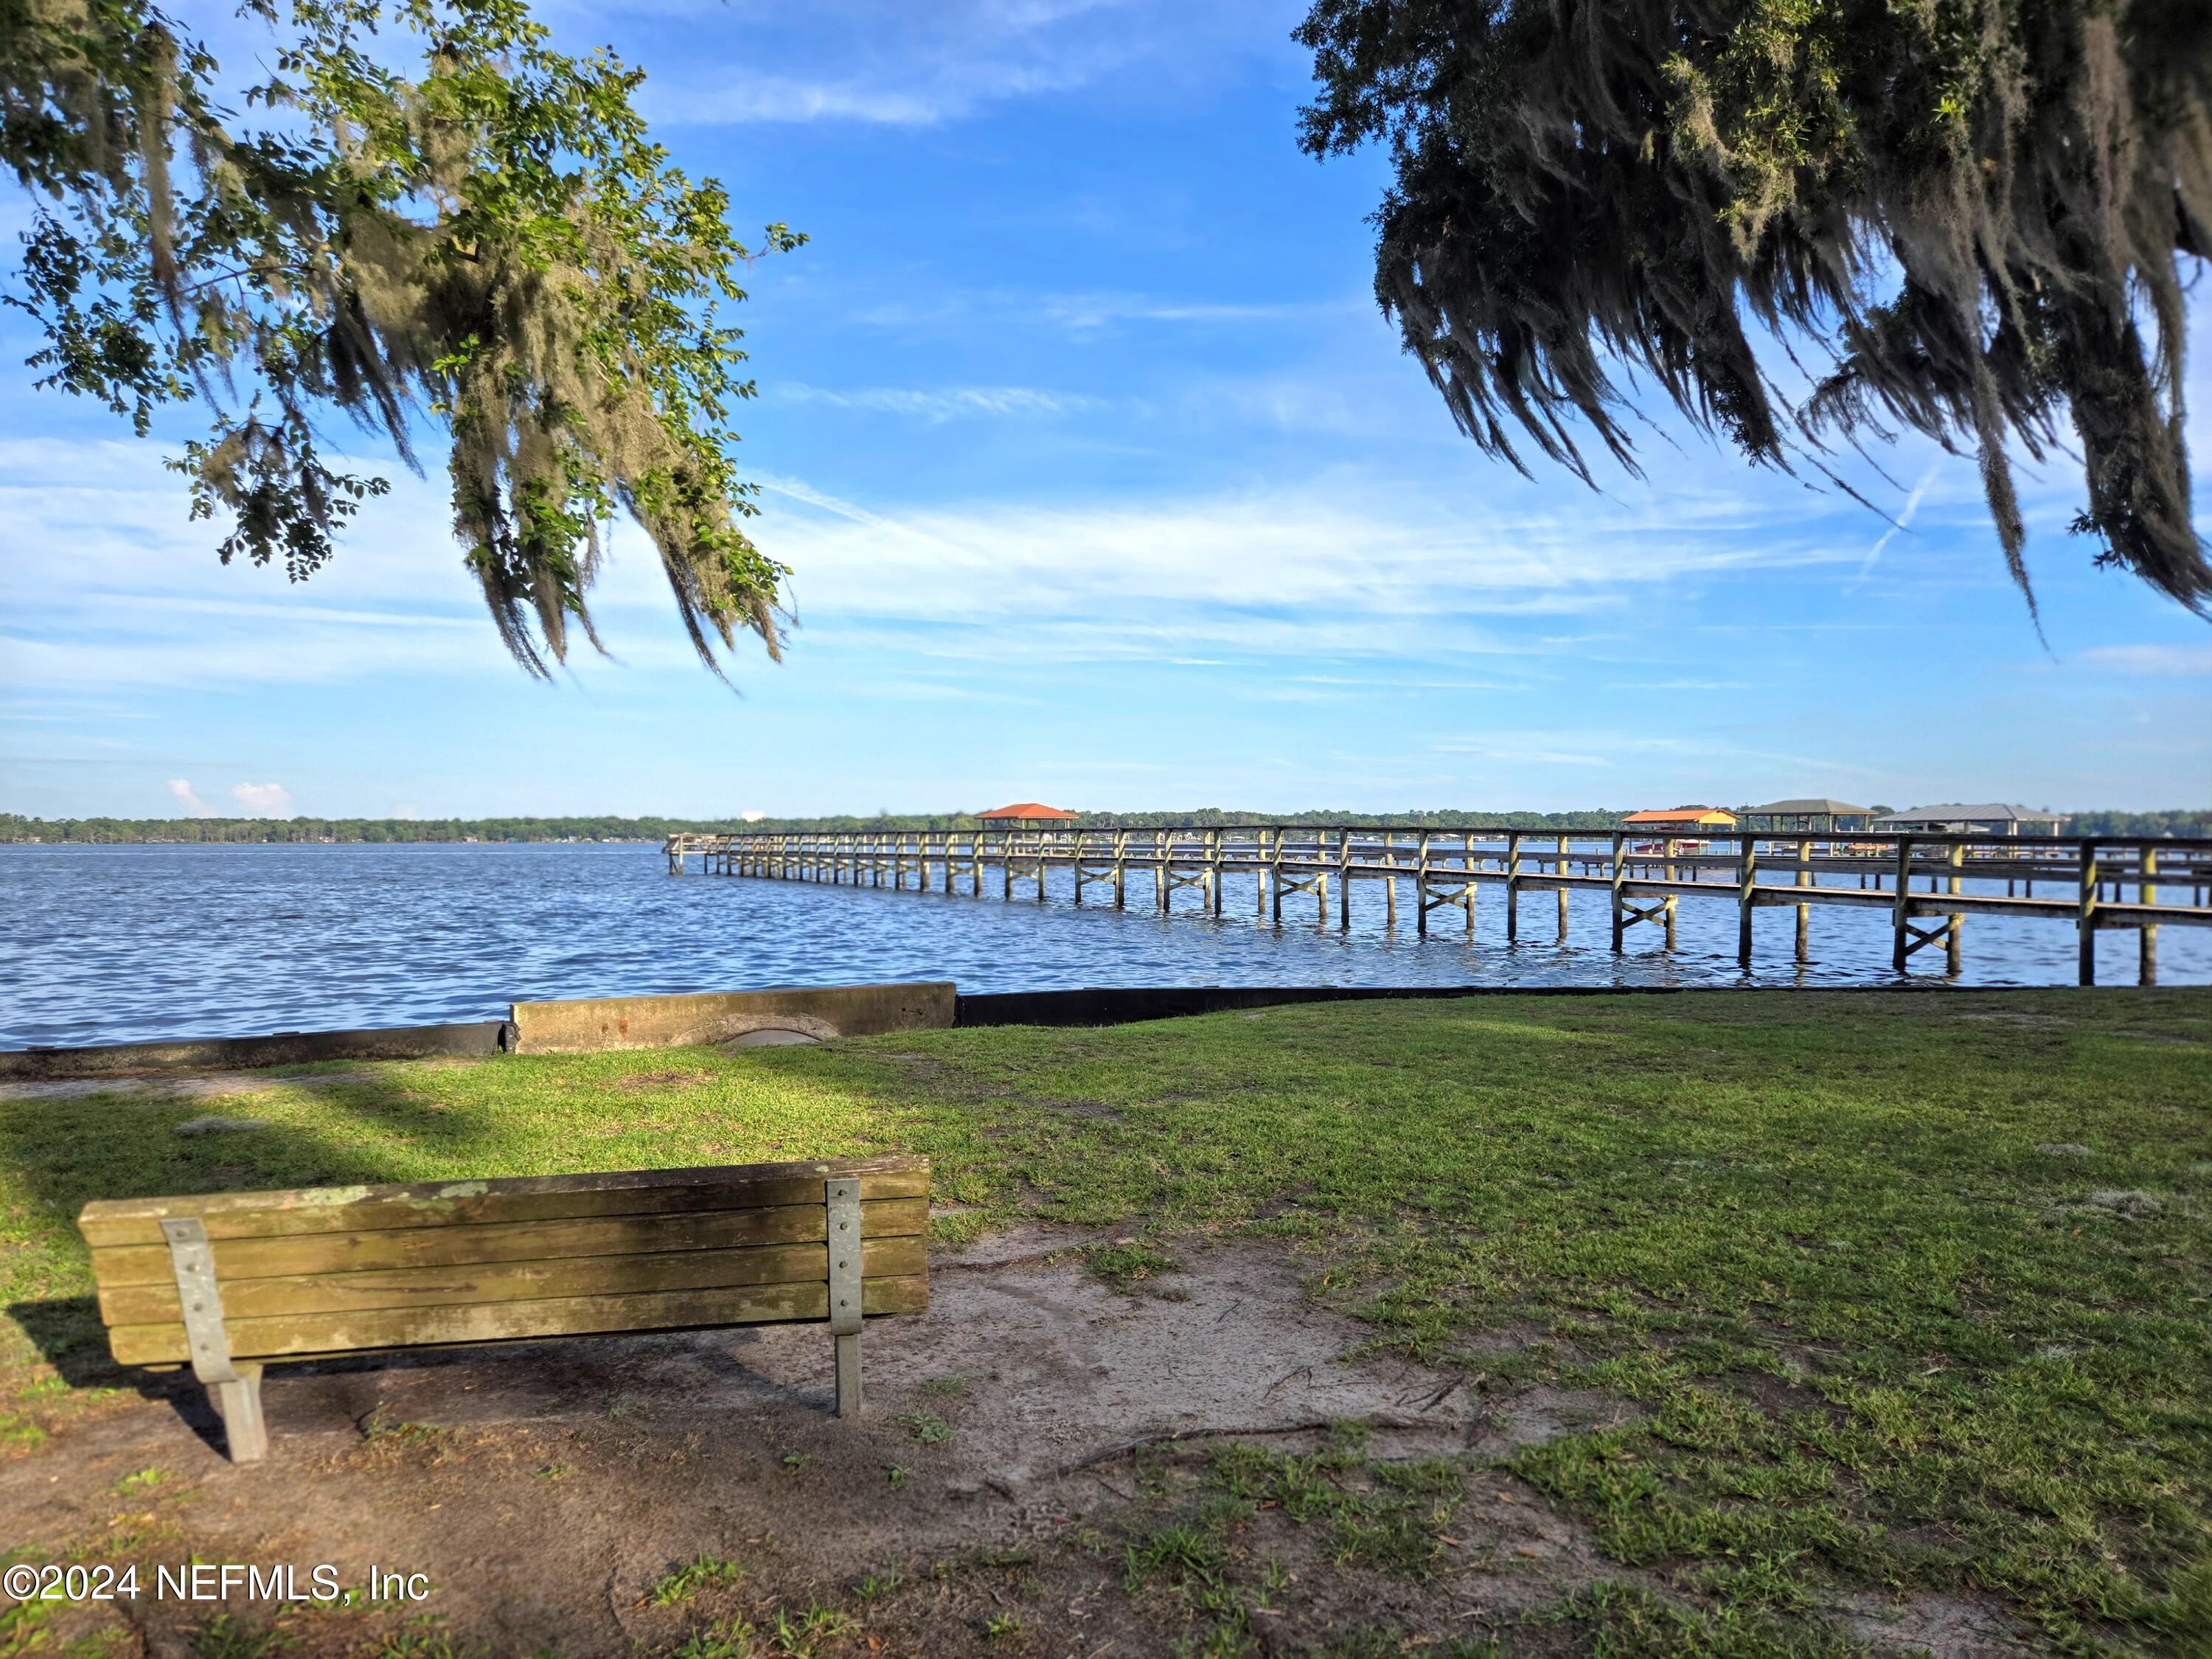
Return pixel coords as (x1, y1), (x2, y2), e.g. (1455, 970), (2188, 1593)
(1295, 0), (2212, 617)
(4, 0), (800, 675)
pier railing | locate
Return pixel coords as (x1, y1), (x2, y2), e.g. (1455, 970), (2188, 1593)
(664, 826), (2212, 986)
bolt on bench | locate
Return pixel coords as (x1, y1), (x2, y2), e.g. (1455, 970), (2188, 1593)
(77, 1154), (931, 1463)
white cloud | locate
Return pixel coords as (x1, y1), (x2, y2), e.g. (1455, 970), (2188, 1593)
(1427, 729), (1888, 783)
(848, 291), (1327, 336)
(653, 77), (947, 125)
(1847, 456), (1947, 589)
(2073, 644), (2212, 677)
(229, 782), (293, 817)
(0, 628), (510, 690)
(1430, 744), (1611, 768)
(756, 476), (1862, 659)
(636, 0), (1290, 128)
(167, 778), (212, 815)
(0, 439), (575, 689)
(0, 430), (2129, 705)
(1038, 293), (1318, 331)
(6, 448), (1848, 689)
(778, 383), (1102, 422)
(0, 437), (486, 612)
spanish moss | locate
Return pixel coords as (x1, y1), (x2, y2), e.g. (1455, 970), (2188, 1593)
(3, 0), (800, 675)
(1295, 0), (2212, 617)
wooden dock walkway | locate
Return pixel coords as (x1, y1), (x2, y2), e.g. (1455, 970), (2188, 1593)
(664, 826), (2212, 987)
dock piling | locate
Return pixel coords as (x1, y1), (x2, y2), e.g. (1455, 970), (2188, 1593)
(655, 824), (2208, 976)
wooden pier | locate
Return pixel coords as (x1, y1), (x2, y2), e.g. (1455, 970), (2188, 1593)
(664, 826), (2212, 987)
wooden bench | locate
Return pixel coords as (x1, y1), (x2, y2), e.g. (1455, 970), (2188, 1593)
(77, 1153), (930, 1462)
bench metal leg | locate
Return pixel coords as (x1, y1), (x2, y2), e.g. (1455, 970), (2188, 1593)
(825, 1176), (865, 1418)
(161, 1217), (267, 1463)
(212, 1363), (267, 1463)
(835, 1332), (862, 1417)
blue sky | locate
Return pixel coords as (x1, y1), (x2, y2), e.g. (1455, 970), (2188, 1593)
(3, 0), (2208, 821)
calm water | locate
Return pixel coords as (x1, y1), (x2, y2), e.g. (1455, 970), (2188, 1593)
(1, 841), (2203, 1048)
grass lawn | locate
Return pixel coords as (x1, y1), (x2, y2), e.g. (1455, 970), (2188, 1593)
(2, 987), (2208, 1655)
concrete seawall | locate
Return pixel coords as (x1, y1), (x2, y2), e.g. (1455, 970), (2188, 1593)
(505, 981), (956, 1052)
(0, 1020), (512, 1080)
(0, 983), (958, 1079)
(1, 979), (2070, 1079)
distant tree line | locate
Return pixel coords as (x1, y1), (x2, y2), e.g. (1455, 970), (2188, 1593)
(1, 808), (1651, 844)
(0, 815), (691, 844)
(5, 807), (2205, 845)
(2064, 810), (2212, 838)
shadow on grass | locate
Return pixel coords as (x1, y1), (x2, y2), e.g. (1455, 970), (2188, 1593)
(8, 1295), (114, 1388)
(0, 1063), (574, 1422)
(0, 1055), (877, 1448)
(6, 1293), (237, 1456)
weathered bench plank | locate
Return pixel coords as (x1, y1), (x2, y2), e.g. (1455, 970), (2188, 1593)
(87, 1196), (928, 1285)
(77, 1155), (931, 1246)
(79, 1155), (931, 1461)
(108, 1273), (930, 1366)
(98, 1233), (929, 1326)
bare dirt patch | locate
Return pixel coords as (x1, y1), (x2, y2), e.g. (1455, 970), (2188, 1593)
(0, 1071), (376, 1103)
(0, 1237), (2013, 1655)
(1832, 1587), (2044, 1656)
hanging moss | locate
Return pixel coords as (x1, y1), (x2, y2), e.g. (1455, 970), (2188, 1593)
(3, 0), (801, 675)
(1295, 0), (2212, 617)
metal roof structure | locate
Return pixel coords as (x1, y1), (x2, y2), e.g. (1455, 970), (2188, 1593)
(1873, 804), (2067, 827)
(975, 802), (1077, 821)
(1623, 807), (1738, 827)
(1745, 798), (1873, 815)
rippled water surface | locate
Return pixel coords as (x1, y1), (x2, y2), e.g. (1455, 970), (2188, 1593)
(2, 841), (2203, 1048)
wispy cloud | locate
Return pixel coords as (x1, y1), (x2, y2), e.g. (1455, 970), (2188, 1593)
(2072, 643), (2212, 676)
(0, 429), (2121, 710)
(848, 289), (1329, 337)
(653, 77), (948, 125)
(1428, 729), (1887, 785)
(0, 624), (514, 690)
(637, 0), (1288, 128)
(1847, 456), (1946, 590)
(1429, 742), (1611, 767)
(4, 442), (1863, 690)
(756, 478), (1863, 661)
(1038, 293), (1318, 331)
(1605, 679), (1754, 692)
(778, 383), (1102, 422)
(167, 778), (211, 816)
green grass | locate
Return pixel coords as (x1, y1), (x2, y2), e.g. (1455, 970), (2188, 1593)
(1088, 1238), (1182, 1291)
(1202, 1437), (1464, 1581)
(669, 1620), (756, 1659)
(650, 1554), (744, 1607)
(189, 1612), (296, 1659)
(3, 988), (2208, 1653)
(894, 1408), (953, 1445)
(1125, 1520), (1229, 1590)
(765, 1601), (849, 1658)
